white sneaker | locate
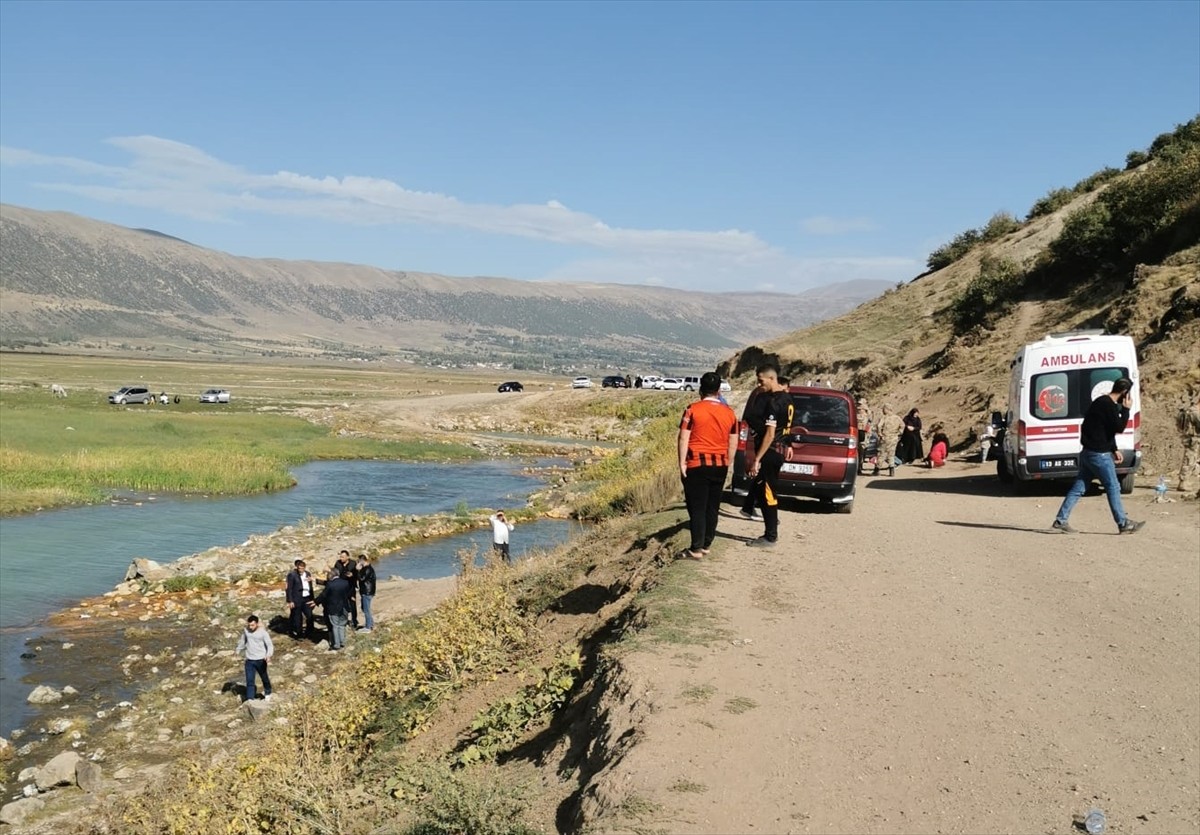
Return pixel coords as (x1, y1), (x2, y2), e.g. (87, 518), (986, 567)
(358, 628), (372, 634)
(262, 694), (273, 702)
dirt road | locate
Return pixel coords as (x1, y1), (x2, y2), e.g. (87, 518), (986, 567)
(591, 462), (1200, 834)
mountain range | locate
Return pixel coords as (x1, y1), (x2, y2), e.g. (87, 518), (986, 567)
(0, 205), (890, 371)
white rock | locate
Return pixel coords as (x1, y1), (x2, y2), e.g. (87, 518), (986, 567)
(46, 719), (72, 735)
(62, 685), (78, 695)
(22, 783), (39, 797)
(18, 767), (37, 782)
(26, 685), (62, 705)
(61, 642), (74, 650)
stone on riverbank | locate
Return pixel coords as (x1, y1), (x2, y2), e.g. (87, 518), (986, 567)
(34, 750), (82, 791)
(27, 685), (62, 704)
(75, 760), (103, 793)
(0, 797), (45, 826)
(0, 736), (11, 761)
(124, 558), (173, 582)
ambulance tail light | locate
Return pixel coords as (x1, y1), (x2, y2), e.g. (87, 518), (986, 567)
(1017, 419), (1028, 457)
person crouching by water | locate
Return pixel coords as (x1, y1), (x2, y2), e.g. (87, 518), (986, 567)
(678, 372), (738, 559)
(323, 570), (353, 651)
(356, 554), (376, 632)
(285, 559), (316, 640)
(235, 614), (273, 702)
(489, 511), (514, 563)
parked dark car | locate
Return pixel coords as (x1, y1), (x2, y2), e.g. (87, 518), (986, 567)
(497, 381), (524, 393)
(732, 386), (858, 513)
(601, 375), (629, 388)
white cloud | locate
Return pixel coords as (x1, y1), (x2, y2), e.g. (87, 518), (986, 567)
(799, 215), (878, 235)
(1, 136), (919, 292)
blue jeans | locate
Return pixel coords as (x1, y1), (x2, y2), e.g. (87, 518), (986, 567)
(1055, 449), (1127, 528)
(360, 594), (374, 630)
(244, 658), (271, 701)
(328, 612), (348, 649)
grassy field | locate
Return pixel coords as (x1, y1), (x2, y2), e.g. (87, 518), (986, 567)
(0, 353), (507, 514)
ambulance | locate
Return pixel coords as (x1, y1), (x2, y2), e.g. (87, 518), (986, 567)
(996, 331), (1141, 492)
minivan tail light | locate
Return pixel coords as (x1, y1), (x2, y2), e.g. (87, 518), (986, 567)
(1017, 419), (1027, 456)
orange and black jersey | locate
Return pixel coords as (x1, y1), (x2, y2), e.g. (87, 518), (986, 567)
(680, 398), (738, 469)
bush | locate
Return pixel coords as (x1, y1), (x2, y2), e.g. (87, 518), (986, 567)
(927, 228), (983, 271)
(1126, 149), (1151, 170)
(981, 211), (1022, 241)
(161, 574), (220, 593)
(1028, 187), (1075, 219)
(949, 255), (1025, 334)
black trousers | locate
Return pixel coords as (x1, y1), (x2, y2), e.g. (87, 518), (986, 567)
(493, 541), (511, 563)
(683, 465), (728, 551)
(752, 449), (784, 541)
(348, 595), (359, 629)
(290, 598), (315, 637)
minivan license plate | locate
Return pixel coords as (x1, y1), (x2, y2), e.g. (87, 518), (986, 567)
(781, 463), (816, 475)
(1039, 458), (1077, 470)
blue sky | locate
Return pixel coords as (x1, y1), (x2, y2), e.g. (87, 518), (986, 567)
(1, 1), (1197, 293)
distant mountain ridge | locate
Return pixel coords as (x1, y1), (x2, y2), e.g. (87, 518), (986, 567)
(0, 204), (890, 370)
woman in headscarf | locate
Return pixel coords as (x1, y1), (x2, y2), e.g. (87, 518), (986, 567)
(898, 408), (924, 464)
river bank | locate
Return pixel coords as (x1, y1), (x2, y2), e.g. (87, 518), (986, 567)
(0, 491), (587, 829)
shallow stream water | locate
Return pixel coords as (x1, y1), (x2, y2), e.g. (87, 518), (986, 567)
(0, 458), (579, 735)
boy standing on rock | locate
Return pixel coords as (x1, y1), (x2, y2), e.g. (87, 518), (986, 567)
(235, 615), (274, 702)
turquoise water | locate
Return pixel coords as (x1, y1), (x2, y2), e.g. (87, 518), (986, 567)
(0, 458), (577, 735)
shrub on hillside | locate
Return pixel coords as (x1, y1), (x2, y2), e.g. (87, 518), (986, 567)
(927, 228), (983, 271)
(981, 211), (1022, 241)
(1027, 187), (1076, 219)
(949, 255), (1025, 334)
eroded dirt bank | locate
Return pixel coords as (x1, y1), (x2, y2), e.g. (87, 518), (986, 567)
(570, 461), (1200, 835)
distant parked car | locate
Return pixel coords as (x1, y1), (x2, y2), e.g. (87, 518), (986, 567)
(680, 375), (701, 391)
(497, 381), (524, 393)
(572, 376), (593, 389)
(199, 388), (231, 403)
(641, 375), (664, 390)
(601, 375), (628, 388)
(108, 386), (154, 405)
(720, 379), (732, 393)
(659, 378), (684, 391)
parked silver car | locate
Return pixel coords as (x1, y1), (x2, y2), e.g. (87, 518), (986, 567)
(199, 389), (231, 403)
(108, 386), (154, 405)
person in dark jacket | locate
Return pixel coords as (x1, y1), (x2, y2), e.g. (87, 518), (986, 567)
(356, 554), (376, 632)
(322, 572), (353, 650)
(331, 549), (359, 629)
(285, 559), (317, 639)
(745, 364), (793, 547)
(898, 408), (924, 464)
(1052, 377), (1144, 534)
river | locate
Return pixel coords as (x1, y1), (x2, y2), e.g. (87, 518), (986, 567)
(0, 458), (580, 735)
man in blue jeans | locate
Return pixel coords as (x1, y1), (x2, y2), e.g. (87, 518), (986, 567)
(235, 614), (274, 701)
(1053, 377), (1145, 535)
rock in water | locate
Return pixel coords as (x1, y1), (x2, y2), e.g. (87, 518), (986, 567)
(26, 685), (63, 704)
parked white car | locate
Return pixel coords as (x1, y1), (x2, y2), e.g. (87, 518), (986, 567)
(571, 376), (593, 389)
(641, 375), (663, 389)
(719, 379), (732, 393)
(659, 378), (684, 391)
(199, 388), (231, 403)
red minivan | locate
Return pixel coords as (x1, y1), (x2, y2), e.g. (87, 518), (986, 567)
(732, 385), (859, 513)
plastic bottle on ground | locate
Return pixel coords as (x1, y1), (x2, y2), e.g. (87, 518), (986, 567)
(1084, 807), (1107, 834)
(1155, 475), (1169, 502)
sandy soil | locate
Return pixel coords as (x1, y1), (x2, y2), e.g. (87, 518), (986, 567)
(592, 460), (1200, 834)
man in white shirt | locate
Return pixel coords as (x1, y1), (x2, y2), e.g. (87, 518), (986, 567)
(489, 511), (515, 563)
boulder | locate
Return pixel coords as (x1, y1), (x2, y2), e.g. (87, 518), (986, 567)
(26, 685), (62, 704)
(75, 760), (103, 793)
(17, 767), (37, 782)
(0, 797), (45, 826)
(0, 735), (11, 761)
(34, 751), (82, 791)
(46, 718), (73, 735)
(244, 700), (272, 721)
(124, 558), (172, 582)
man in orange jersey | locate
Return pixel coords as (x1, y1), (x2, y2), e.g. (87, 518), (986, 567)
(678, 372), (739, 559)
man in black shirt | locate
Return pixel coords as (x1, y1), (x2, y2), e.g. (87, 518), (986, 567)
(746, 363), (793, 547)
(1053, 377), (1144, 534)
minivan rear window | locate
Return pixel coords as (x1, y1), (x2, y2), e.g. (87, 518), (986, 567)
(789, 393), (851, 433)
(1030, 367), (1128, 420)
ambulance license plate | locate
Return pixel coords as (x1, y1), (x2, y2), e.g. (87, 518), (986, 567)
(781, 463), (816, 475)
(1039, 458), (1077, 470)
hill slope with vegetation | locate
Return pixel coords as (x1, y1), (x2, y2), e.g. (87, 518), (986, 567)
(721, 117), (1200, 478)
(0, 205), (888, 371)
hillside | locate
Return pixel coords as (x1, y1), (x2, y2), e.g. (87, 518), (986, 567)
(721, 118), (1200, 478)
(0, 205), (889, 371)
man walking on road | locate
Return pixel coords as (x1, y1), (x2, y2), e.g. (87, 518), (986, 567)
(678, 372), (738, 559)
(745, 363), (793, 548)
(1053, 377), (1145, 535)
